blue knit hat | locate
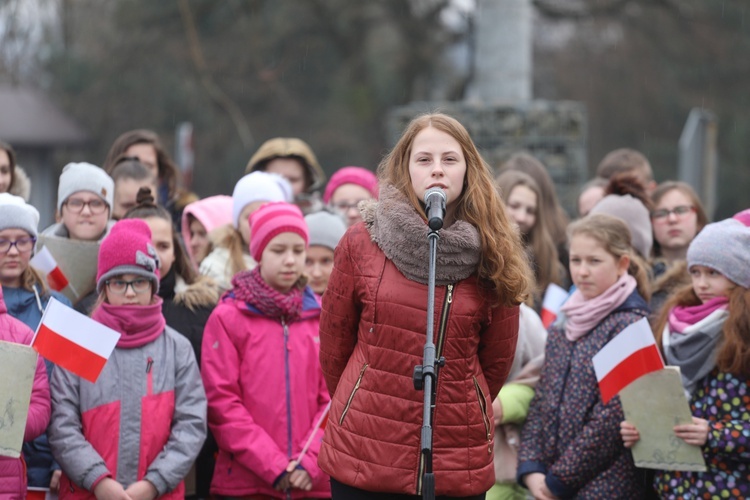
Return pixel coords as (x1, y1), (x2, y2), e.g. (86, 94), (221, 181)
(687, 219), (750, 288)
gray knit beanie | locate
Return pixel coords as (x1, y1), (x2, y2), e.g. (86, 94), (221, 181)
(58, 162), (115, 213)
(0, 192), (40, 238)
(305, 211), (347, 251)
(590, 194), (653, 258)
(687, 219), (750, 288)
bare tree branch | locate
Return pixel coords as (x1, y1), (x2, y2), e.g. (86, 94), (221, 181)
(177, 0), (254, 148)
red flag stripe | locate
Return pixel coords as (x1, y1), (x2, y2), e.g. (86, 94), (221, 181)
(540, 309), (557, 329)
(598, 344), (664, 404)
(47, 267), (69, 292)
(33, 323), (108, 383)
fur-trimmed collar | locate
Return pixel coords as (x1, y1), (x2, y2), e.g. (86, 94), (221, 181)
(360, 184), (480, 285)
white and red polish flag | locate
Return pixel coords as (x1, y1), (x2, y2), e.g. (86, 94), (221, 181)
(30, 246), (70, 292)
(31, 297), (120, 383)
(592, 318), (664, 404)
(541, 283), (569, 328)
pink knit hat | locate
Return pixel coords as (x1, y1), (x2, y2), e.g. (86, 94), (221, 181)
(733, 208), (750, 227)
(181, 195), (233, 264)
(249, 202), (309, 262)
(323, 166), (378, 203)
(96, 219), (161, 293)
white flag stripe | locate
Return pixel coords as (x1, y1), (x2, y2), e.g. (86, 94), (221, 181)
(542, 283), (568, 310)
(30, 247), (57, 274)
(592, 318), (660, 379)
(38, 298), (120, 358)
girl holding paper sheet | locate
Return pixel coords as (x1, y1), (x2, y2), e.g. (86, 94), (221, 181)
(0, 286), (50, 499)
(621, 218), (750, 499)
(517, 214), (651, 499)
(201, 202), (331, 499)
(0, 193), (72, 494)
(48, 219), (207, 499)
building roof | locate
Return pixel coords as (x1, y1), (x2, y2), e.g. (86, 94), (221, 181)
(0, 86), (87, 146)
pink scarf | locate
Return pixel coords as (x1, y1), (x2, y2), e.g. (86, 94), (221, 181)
(231, 267), (304, 322)
(92, 297), (166, 348)
(668, 296), (729, 334)
(561, 274), (637, 341)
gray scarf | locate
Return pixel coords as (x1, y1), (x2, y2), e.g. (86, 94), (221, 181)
(360, 184), (481, 285)
(662, 309), (728, 396)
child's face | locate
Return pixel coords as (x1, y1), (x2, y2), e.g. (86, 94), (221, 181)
(305, 245), (334, 295)
(569, 234), (629, 301)
(144, 216), (174, 277)
(259, 232), (306, 293)
(689, 265), (735, 303)
(189, 218), (210, 264)
(60, 191), (110, 241)
(104, 273), (153, 306)
(0, 228), (33, 287)
(506, 184), (537, 235)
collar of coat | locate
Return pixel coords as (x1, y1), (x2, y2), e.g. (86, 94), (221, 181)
(360, 184), (481, 285)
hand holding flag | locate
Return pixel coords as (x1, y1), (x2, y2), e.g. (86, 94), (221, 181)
(541, 283), (569, 328)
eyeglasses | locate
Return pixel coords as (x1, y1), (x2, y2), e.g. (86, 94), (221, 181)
(105, 278), (152, 295)
(64, 198), (108, 215)
(331, 200), (367, 212)
(651, 205), (695, 220)
(0, 237), (36, 254)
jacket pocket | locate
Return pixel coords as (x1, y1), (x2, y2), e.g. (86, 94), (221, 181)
(473, 376), (493, 454)
(339, 363), (368, 426)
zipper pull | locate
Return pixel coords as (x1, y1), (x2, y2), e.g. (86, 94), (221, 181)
(146, 357), (153, 373)
(447, 284), (453, 304)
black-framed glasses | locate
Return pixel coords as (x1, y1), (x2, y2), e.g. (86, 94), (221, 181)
(105, 278), (151, 295)
(64, 197), (108, 215)
(0, 237), (36, 254)
(651, 205), (695, 220)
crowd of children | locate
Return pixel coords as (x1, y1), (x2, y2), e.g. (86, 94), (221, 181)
(0, 117), (747, 500)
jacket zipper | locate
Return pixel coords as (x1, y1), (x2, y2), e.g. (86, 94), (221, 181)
(417, 284), (454, 495)
(339, 363), (368, 425)
(283, 319), (293, 460)
(146, 356), (154, 396)
(473, 376), (493, 454)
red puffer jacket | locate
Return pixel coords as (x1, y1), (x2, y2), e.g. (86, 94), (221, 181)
(318, 223), (519, 497)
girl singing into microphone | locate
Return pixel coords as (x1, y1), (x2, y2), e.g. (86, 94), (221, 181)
(318, 113), (532, 499)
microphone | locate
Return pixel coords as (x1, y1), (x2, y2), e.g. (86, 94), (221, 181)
(424, 187), (447, 231)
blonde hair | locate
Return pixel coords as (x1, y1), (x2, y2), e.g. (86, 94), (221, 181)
(21, 266), (48, 295)
(567, 214), (650, 301)
(377, 113), (531, 306)
(210, 224), (252, 278)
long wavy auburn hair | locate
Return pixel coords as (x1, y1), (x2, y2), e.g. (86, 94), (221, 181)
(377, 113), (532, 307)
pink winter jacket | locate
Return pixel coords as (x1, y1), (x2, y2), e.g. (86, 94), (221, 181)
(0, 289), (51, 499)
(201, 287), (331, 498)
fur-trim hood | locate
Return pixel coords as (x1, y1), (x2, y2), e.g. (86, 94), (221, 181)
(244, 137), (326, 192)
(10, 165), (31, 201)
(172, 274), (221, 311)
(360, 184), (480, 285)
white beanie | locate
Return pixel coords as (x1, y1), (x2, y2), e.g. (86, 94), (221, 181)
(232, 171), (293, 228)
(0, 193), (40, 238)
(305, 211), (347, 251)
(58, 162), (115, 213)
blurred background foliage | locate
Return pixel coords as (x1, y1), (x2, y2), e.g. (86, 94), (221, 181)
(1, 0), (748, 216)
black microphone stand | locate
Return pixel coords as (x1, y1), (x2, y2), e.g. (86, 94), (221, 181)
(413, 223), (444, 500)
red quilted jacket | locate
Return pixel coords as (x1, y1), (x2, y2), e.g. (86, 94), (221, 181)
(318, 223), (519, 497)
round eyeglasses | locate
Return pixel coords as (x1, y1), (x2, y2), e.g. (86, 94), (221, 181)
(0, 237), (36, 254)
(64, 197), (108, 215)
